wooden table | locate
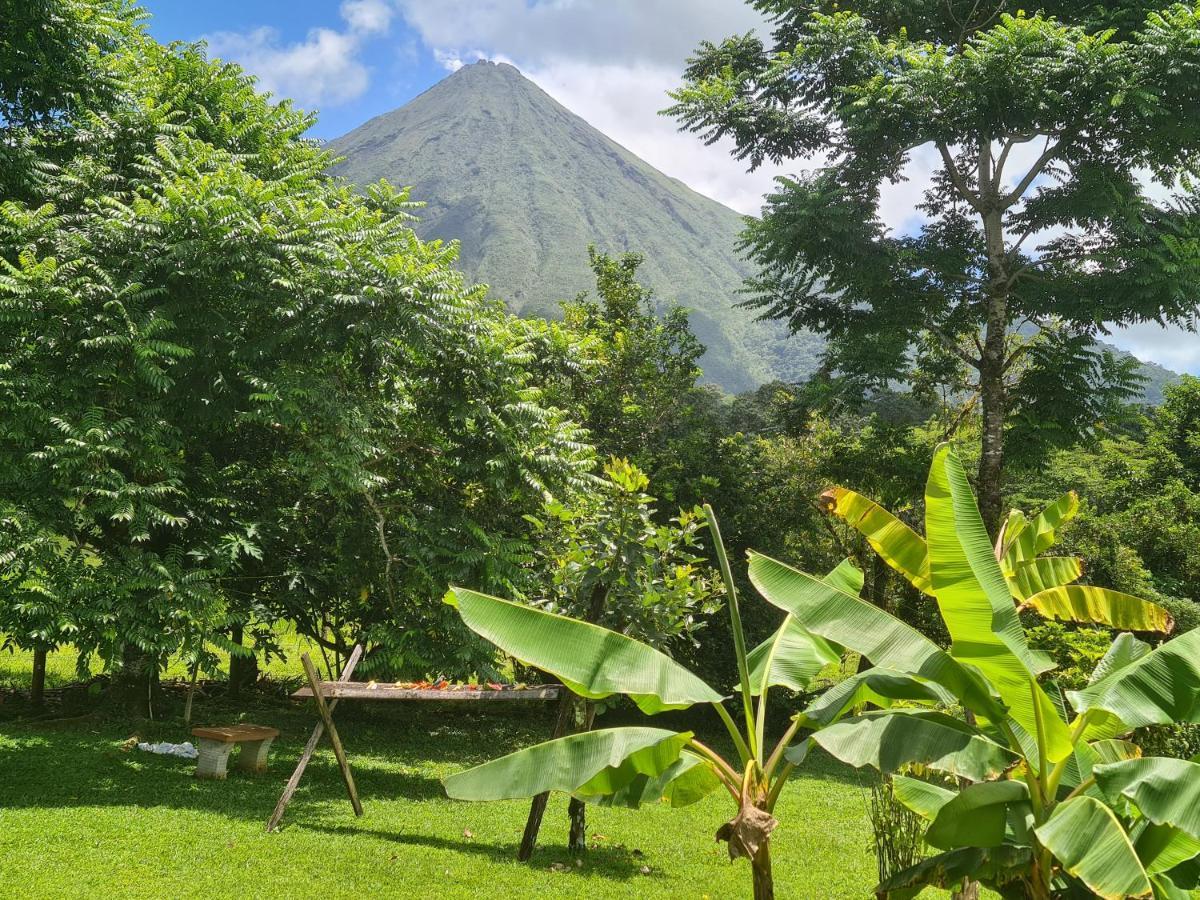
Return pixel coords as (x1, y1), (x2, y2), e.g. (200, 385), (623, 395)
(265, 645), (559, 833)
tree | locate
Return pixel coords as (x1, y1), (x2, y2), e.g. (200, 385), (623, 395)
(668, 2), (1200, 532)
(0, 11), (595, 708)
(549, 247), (708, 501)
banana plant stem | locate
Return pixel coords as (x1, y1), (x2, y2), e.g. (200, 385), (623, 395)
(764, 717), (802, 780)
(765, 761), (794, 812)
(704, 503), (759, 762)
(713, 700), (753, 767)
(687, 738), (743, 800)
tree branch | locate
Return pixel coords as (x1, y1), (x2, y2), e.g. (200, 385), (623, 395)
(1000, 135), (1067, 208)
(993, 134), (1037, 189)
(1006, 249), (1095, 286)
(936, 141), (983, 212)
(927, 323), (982, 370)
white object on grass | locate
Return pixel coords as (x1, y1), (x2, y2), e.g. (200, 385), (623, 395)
(136, 740), (199, 759)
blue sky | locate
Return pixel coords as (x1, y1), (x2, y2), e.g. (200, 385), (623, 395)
(142, 0), (445, 139)
(137, 1), (1197, 373)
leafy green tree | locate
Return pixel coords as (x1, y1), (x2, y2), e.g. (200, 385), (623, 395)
(552, 248), (707, 498)
(528, 457), (719, 649)
(0, 14), (594, 706)
(669, 1), (1200, 531)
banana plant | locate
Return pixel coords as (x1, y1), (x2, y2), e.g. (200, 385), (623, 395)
(822, 476), (1173, 632)
(442, 507), (855, 900)
(759, 444), (1200, 898)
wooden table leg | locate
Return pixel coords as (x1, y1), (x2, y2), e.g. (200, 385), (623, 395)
(266, 644), (363, 832)
(300, 651), (363, 818)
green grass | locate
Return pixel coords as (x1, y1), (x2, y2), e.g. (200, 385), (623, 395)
(0, 686), (890, 898)
(0, 628), (317, 693)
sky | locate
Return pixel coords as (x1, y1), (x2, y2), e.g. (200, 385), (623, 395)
(140, 0), (1197, 374)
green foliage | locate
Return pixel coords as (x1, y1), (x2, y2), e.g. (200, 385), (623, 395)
(0, 10), (596, 693)
(1026, 621), (1112, 692)
(1010, 378), (1200, 631)
(527, 457), (720, 651)
(770, 445), (1200, 898)
(669, 1), (1200, 526)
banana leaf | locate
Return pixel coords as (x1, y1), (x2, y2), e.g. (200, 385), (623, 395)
(1003, 491), (1079, 571)
(443, 727), (691, 802)
(1094, 758), (1200, 840)
(742, 559), (859, 695)
(1026, 585), (1173, 633)
(924, 779), (1030, 850)
(1090, 633), (1152, 685)
(926, 443), (1072, 763)
(1068, 629), (1200, 734)
(593, 750), (721, 809)
(875, 845), (1032, 900)
(1010, 556), (1083, 600)
(1136, 823), (1200, 876)
(809, 709), (1017, 781)
(445, 587), (722, 714)
(821, 486), (932, 595)
(796, 668), (955, 729)
(747, 552), (1003, 722)
(1036, 795), (1151, 899)
(892, 774), (957, 819)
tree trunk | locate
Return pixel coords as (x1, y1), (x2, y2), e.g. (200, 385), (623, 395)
(183, 658), (200, 725)
(566, 702), (598, 852)
(977, 188), (1009, 540)
(111, 642), (160, 717)
(30, 646), (47, 711)
(751, 842), (774, 900)
(518, 690), (579, 860)
(228, 624), (258, 699)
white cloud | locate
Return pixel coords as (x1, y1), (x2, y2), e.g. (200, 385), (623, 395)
(1105, 322), (1200, 374)
(395, 0), (767, 69)
(395, 1), (788, 215)
(394, 0), (935, 226)
(204, 3), (390, 109)
(341, 0), (393, 36)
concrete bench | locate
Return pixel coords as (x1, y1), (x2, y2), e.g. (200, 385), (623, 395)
(191, 724), (280, 780)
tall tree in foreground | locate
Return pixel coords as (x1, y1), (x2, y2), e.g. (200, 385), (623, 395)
(669, 1), (1200, 532)
(0, 3), (595, 707)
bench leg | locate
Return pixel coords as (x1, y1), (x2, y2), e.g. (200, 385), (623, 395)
(195, 739), (235, 780)
(236, 737), (275, 774)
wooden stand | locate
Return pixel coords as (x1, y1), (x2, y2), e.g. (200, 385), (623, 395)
(266, 644), (363, 832)
(266, 644), (560, 839)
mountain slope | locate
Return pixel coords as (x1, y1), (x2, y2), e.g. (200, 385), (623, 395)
(327, 60), (821, 393)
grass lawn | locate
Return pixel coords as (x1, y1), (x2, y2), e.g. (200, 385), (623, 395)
(0, 681), (894, 898)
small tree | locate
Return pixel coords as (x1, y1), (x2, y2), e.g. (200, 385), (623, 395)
(668, 2), (1200, 532)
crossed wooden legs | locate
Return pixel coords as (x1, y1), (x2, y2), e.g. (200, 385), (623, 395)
(265, 645), (364, 832)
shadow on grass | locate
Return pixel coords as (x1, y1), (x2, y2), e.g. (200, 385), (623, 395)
(0, 694), (873, 835)
(305, 824), (656, 882)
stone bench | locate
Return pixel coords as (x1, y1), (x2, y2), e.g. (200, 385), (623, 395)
(191, 724), (280, 780)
